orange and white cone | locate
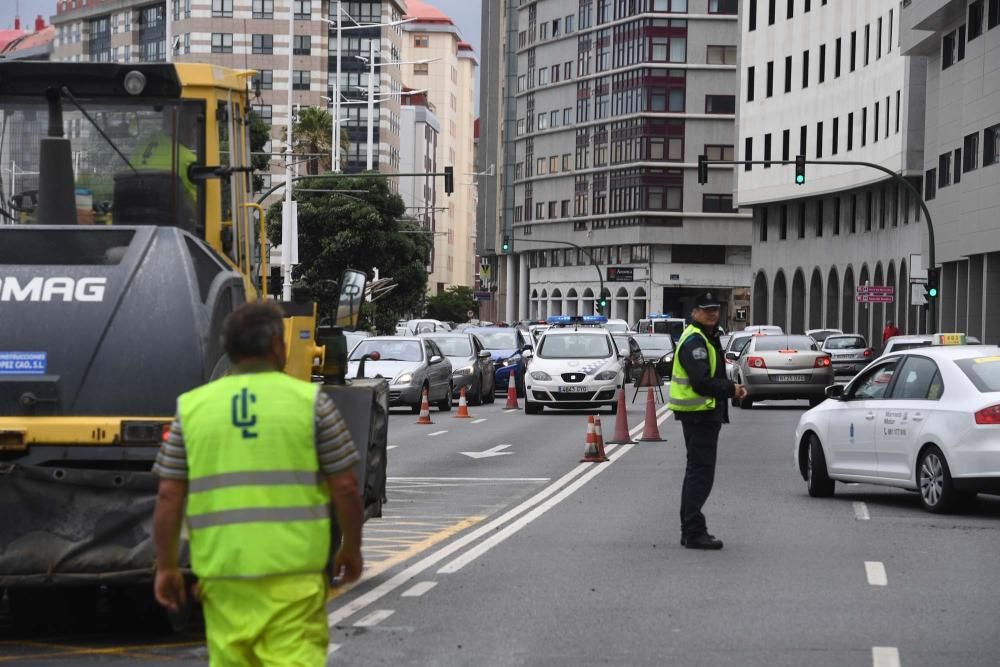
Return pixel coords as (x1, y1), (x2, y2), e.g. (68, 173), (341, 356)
(580, 415), (607, 462)
(416, 388), (434, 425)
(455, 386), (472, 419)
(504, 371), (520, 410)
(638, 386), (665, 442)
(606, 389), (633, 444)
(593, 416), (609, 461)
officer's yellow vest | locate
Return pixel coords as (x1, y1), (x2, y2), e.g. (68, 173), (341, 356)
(179, 371), (330, 579)
(668, 324), (717, 412)
(131, 136), (197, 202)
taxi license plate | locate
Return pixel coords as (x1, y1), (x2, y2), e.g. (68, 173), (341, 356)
(773, 375), (807, 383)
(559, 386), (590, 393)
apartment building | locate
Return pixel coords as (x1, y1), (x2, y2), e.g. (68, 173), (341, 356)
(737, 0), (928, 341)
(400, 0), (478, 290)
(399, 88), (440, 267)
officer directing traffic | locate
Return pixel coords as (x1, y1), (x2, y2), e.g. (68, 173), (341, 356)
(152, 302), (364, 666)
(668, 292), (747, 550)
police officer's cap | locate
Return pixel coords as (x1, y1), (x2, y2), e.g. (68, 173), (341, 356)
(693, 292), (722, 310)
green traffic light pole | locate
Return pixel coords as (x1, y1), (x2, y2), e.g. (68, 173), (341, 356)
(700, 156), (938, 332)
(505, 237), (607, 314)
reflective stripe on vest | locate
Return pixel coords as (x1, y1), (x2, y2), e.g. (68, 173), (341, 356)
(668, 325), (717, 412)
(179, 371), (330, 579)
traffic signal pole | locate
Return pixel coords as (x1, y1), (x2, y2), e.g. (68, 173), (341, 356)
(700, 157), (938, 332)
(504, 238), (606, 314)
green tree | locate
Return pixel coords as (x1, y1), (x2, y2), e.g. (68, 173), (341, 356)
(426, 286), (477, 323)
(266, 173), (432, 332)
(248, 109), (272, 193)
(287, 106), (332, 175)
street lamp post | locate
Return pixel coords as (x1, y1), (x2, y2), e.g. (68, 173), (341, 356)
(282, 0), (296, 301)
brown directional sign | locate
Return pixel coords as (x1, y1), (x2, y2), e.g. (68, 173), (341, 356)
(856, 285), (894, 303)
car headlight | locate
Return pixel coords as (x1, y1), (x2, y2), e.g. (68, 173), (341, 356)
(595, 370), (618, 381)
(503, 355), (522, 367)
(530, 370), (552, 381)
(453, 366), (474, 375)
(395, 372), (413, 385)
(661, 354), (674, 364)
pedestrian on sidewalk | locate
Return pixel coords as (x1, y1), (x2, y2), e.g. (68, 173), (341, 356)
(882, 320), (900, 347)
(152, 301), (364, 666)
(667, 292), (746, 550)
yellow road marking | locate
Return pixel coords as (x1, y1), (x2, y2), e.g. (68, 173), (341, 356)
(328, 515), (484, 602)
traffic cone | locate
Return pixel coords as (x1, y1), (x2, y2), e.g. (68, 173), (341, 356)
(454, 386), (472, 419)
(593, 416), (609, 461)
(504, 371), (520, 410)
(637, 386), (665, 442)
(416, 388), (434, 425)
(580, 415), (607, 462)
(606, 389), (633, 444)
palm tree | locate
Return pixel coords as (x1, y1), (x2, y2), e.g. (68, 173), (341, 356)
(290, 106), (332, 175)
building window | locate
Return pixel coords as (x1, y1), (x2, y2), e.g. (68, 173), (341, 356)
(877, 17), (883, 58)
(212, 0), (233, 17)
(768, 0), (775, 24)
(835, 38), (842, 77)
(963, 133), (979, 172)
(252, 69), (273, 91)
(746, 66), (755, 101)
(211, 33), (233, 53)
(989, 0), (999, 30)
(831, 117), (839, 155)
(766, 61), (774, 97)
(759, 208), (767, 242)
(293, 34), (311, 55)
(861, 107), (867, 147)
(703, 194), (735, 212)
(798, 203), (806, 238)
(959, 25), (967, 60)
(896, 90), (901, 133)
(707, 45), (738, 64)
(942, 30), (956, 69)
(764, 133), (772, 168)
(889, 9), (894, 51)
(784, 55), (792, 93)
(864, 24), (871, 65)
(252, 0), (273, 19)
(925, 169), (936, 200)
(786, 0), (793, 19)
(954, 148), (963, 184)
(256, 104), (273, 125)
(799, 125), (807, 156)
(802, 50), (809, 88)
(865, 191), (873, 231)
(847, 112), (854, 151)
(818, 44), (826, 83)
(850, 31), (857, 71)
(744, 137), (752, 171)
(708, 0), (738, 14)
(292, 71), (310, 91)
(984, 123), (1000, 165)
(705, 95), (735, 114)
(414, 34), (430, 48)
(781, 129), (790, 161)
(779, 205), (788, 239)
(414, 62), (429, 75)
(938, 153), (951, 187)
(252, 34), (273, 54)
(748, 0), (757, 30)
(874, 101), (879, 143)
(833, 197), (840, 235)
(293, 0), (311, 19)
(705, 145), (734, 161)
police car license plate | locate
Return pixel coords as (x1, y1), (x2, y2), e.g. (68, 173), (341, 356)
(773, 374), (807, 382)
(559, 386), (590, 393)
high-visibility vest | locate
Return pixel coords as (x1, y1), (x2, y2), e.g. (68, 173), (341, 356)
(131, 135), (197, 202)
(668, 324), (717, 412)
(179, 371), (330, 579)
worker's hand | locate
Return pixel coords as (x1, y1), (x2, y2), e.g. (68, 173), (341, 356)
(332, 545), (364, 586)
(734, 384), (748, 400)
(154, 566), (187, 613)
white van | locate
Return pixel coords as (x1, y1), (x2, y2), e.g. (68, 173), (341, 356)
(635, 316), (687, 341)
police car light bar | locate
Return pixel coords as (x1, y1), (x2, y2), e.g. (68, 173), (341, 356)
(546, 315), (609, 326)
(646, 313), (674, 319)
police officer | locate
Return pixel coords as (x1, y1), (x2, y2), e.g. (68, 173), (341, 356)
(667, 292), (747, 550)
(152, 302), (364, 665)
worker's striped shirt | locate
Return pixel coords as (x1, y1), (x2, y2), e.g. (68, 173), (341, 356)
(153, 390), (359, 480)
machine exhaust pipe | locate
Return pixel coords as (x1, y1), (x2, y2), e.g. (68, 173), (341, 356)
(36, 87), (77, 227)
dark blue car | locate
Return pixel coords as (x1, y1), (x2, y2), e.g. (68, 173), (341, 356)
(466, 327), (531, 398)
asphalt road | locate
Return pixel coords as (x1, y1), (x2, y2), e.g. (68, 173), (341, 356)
(3, 390), (998, 665)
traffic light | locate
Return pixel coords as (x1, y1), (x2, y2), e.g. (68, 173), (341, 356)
(598, 296), (608, 309)
(444, 166), (454, 196)
(794, 154), (806, 185)
(925, 267), (940, 300)
(697, 154), (708, 185)
(501, 235), (511, 253)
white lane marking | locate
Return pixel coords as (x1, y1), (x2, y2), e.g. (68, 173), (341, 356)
(327, 448), (618, 627)
(389, 477), (550, 482)
(438, 444), (636, 574)
(387, 445), (398, 450)
(327, 643), (341, 655)
(470, 418), (487, 424)
(401, 581), (437, 598)
(460, 444), (513, 459)
(854, 501), (871, 521)
(865, 561), (888, 586)
(872, 646), (901, 667)
(353, 609), (395, 627)
(427, 430), (448, 437)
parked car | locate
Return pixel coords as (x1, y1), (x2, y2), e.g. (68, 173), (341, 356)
(806, 328), (844, 343)
(465, 326), (532, 397)
(631, 333), (675, 380)
(604, 318), (630, 334)
(743, 325), (784, 335)
(523, 326), (625, 414)
(612, 333), (644, 381)
(731, 334), (833, 408)
(821, 334), (873, 376)
(347, 336), (453, 413)
(420, 332), (496, 405)
(882, 333), (981, 356)
(402, 319), (450, 335)
(723, 331), (761, 381)
(344, 330), (372, 356)
(636, 316), (687, 342)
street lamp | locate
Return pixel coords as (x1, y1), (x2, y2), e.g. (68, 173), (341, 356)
(353, 52), (440, 170)
(321, 10), (416, 172)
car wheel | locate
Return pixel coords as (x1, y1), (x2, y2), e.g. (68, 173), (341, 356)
(918, 445), (958, 514)
(806, 434), (835, 498)
(438, 384), (453, 412)
(524, 400), (542, 415)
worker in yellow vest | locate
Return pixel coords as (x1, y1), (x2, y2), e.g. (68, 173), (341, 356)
(668, 292), (746, 550)
(152, 302), (363, 666)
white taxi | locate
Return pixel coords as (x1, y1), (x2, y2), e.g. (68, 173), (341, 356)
(523, 316), (625, 415)
(794, 334), (1000, 513)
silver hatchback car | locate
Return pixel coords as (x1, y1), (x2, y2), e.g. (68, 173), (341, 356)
(732, 335), (834, 409)
(821, 334), (872, 376)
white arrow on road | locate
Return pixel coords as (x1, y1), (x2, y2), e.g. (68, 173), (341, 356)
(460, 444), (513, 459)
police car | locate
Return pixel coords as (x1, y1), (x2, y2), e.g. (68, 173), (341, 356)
(523, 316), (626, 414)
(794, 334), (1000, 513)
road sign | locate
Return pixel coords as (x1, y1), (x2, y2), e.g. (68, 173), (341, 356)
(856, 285), (894, 303)
(857, 295), (894, 303)
(911, 283), (928, 306)
(474, 291), (492, 301)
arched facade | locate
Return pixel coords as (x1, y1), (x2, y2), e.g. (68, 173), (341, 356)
(566, 288), (579, 316)
(772, 271), (788, 331)
(614, 287), (629, 320)
(752, 271), (769, 325)
(791, 269), (806, 334)
(826, 267), (840, 329)
(842, 266), (855, 333)
(530, 289), (539, 319)
(808, 269), (823, 330)
(550, 288), (562, 316)
(539, 289), (549, 319)
(633, 287), (647, 322)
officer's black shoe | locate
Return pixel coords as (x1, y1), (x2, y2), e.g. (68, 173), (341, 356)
(682, 533), (723, 550)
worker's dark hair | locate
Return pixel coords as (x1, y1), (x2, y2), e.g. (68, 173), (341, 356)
(223, 302), (285, 361)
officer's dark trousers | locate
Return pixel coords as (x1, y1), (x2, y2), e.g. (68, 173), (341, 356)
(679, 420), (721, 537)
